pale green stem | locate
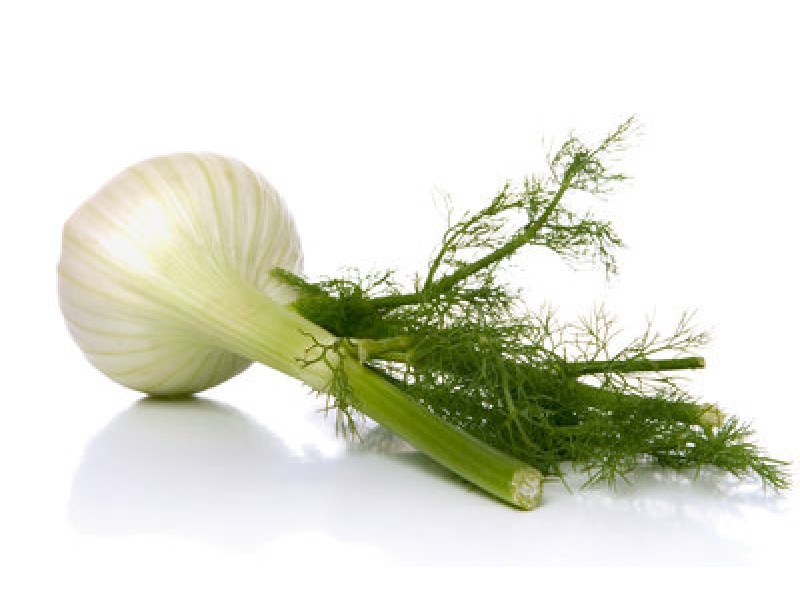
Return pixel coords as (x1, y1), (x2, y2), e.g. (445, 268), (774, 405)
(170, 276), (542, 509)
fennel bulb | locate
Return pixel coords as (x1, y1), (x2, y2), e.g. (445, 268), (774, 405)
(59, 153), (304, 395)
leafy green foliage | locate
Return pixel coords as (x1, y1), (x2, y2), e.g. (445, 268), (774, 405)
(285, 269), (399, 339)
(274, 116), (790, 491)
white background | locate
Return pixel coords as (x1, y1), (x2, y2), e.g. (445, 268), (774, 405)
(1, 0), (798, 593)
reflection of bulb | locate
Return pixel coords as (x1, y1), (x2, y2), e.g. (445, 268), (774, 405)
(68, 399), (569, 563)
(67, 398), (453, 554)
(69, 398), (297, 549)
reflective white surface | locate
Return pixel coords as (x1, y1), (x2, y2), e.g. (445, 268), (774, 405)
(2, 0), (799, 594)
(67, 394), (793, 565)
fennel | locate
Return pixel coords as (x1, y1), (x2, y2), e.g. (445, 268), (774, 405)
(59, 121), (789, 511)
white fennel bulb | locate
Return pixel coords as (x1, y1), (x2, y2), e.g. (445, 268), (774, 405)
(58, 153), (303, 395)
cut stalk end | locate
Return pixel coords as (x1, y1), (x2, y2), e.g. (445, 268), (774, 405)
(699, 403), (725, 430)
(511, 468), (544, 510)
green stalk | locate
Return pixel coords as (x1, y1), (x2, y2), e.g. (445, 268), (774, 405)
(172, 275), (543, 509)
(564, 356), (706, 376)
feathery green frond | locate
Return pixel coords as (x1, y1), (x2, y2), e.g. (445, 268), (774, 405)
(275, 116), (790, 492)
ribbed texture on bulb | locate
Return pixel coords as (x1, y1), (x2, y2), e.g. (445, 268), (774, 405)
(58, 153), (303, 395)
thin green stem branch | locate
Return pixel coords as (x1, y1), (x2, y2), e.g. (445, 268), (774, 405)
(345, 335), (414, 362)
(565, 356), (706, 376)
(369, 162), (580, 311)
